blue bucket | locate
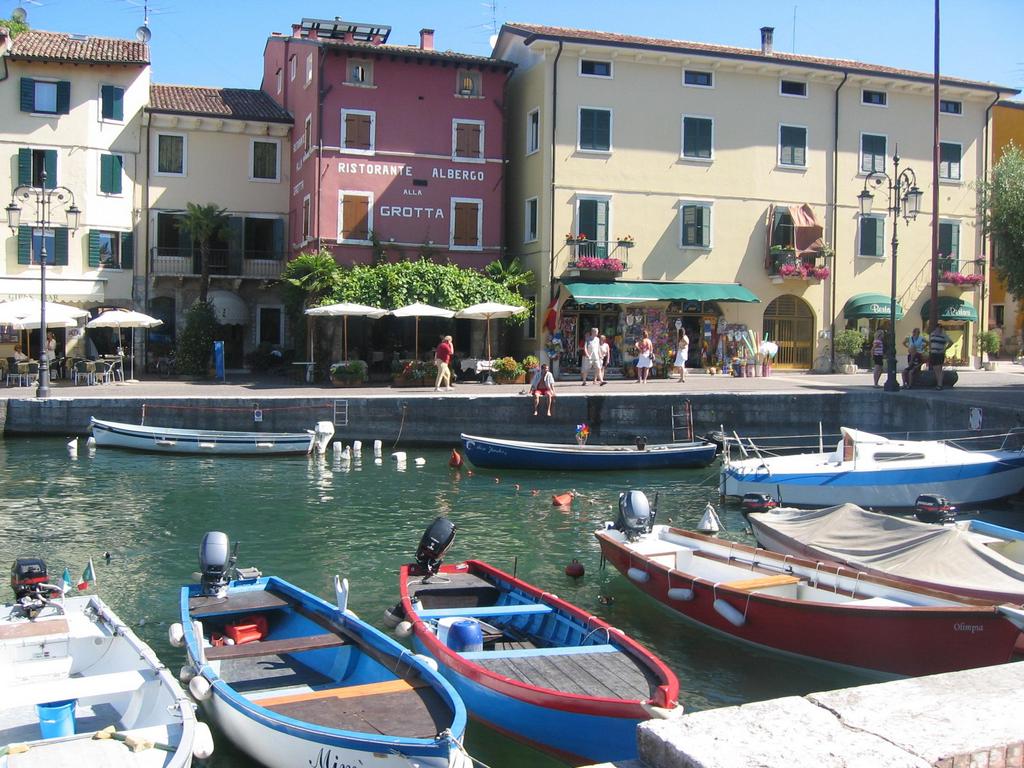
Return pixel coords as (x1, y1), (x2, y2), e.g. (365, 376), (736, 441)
(37, 699), (76, 739)
(447, 619), (483, 652)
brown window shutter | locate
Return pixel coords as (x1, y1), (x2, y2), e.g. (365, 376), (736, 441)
(455, 123), (481, 158)
(343, 195), (369, 240)
(454, 202), (478, 246)
(346, 114), (371, 150)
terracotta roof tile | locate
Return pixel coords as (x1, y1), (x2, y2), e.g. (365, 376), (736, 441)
(8, 29), (148, 65)
(503, 23), (1016, 93)
(149, 85), (292, 123)
(281, 35), (513, 69)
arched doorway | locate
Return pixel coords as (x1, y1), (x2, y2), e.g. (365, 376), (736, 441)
(763, 295), (814, 369)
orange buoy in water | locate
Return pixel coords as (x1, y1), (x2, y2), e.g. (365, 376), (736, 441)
(552, 491), (575, 507)
(564, 559), (585, 579)
(449, 449), (463, 468)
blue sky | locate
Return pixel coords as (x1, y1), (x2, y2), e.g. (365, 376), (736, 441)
(7, 0), (1023, 95)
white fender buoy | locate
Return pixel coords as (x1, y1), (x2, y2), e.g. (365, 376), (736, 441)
(395, 620), (414, 639)
(178, 665), (195, 684)
(697, 502), (722, 534)
(391, 451), (407, 462)
(192, 722), (215, 760)
(334, 575), (349, 615)
(332, 441), (343, 453)
(374, 457), (383, 465)
(627, 567), (650, 583)
(373, 439), (382, 457)
(86, 436), (96, 447)
(667, 587), (695, 601)
(168, 622), (185, 648)
(189, 674), (213, 701)
(352, 440), (362, 456)
(713, 598), (746, 627)
(413, 653), (438, 672)
(67, 438), (78, 456)
(414, 457), (426, 466)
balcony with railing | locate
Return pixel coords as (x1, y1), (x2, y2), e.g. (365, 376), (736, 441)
(149, 248), (286, 280)
(937, 256), (985, 288)
(562, 237), (632, 277)
(765, 246), (831, 283)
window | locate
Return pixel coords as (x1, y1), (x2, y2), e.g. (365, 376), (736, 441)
(780, 79), (807, 97)
(243, 217), (284, 259)
(939, 142), (961, 181)
(940, 99), (962, 115)
(156, 212), (190, 255)
(17, 148), (57, 188)
(258, 306), (283, 346)
(526, 109), (539, 155)
(938, 221), (960, 270)
(341, 109), (375, 154)
(99, 153), (123, 195)
(860, 133), (886, 174)
(683, 70), (713, 88)
(858, 215), (885, 258)
(303, 115), (312, 154)
(17, 226), (68, 266)
(771, 206), (794, 247)
(779, 125), (807, 167)
(276, 69), (282, 95)
(289, 56), (296, 81)
(994, 304), (1005, 327)
(347, 59), (372, 85)
(457, 70), (480, 97)
(681, 116), (713, 160)
(451, 198), (482, 249)
(339, 192), (372, 242)
(679, 202), (711, 248)
(578, 108), (611, 152)
(301, 195), (311, 242)
(88, 230), (133, 269)
(251, 139), (280, 181)
(524, 197), (538, 243)
(20, 78), (70, 114)
(100, 85), (124, 121)
(305, 53), (313, 85)
(575, 197), (610, 257)
(580, 59), (612, 78)
(862, 89), (887, 107)
(453, 120), (484, 161)
(155, 133), (185, 175)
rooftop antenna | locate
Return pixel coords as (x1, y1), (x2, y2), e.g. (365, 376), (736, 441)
(484, 0), (498, 49)
(792, 5), (797, 53)
(135, 0), (151, 42)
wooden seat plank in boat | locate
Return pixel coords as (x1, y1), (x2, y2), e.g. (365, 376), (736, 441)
(418, 603), (552, 619)
(407, 573), (501, 609)
(721, 574), (800, 591)
(0, 618), (69, 640)
(204, 633), (345, 661)
(189, 589), (288, 618)
(218, 654), (332, 693)
(2, 670), (149, 710)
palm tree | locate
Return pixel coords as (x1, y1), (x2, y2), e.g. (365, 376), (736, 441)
(180, 202), (230, 304)
(280, 248), (342, 361)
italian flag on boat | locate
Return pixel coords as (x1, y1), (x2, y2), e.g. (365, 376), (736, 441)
(78, 559), (96, 591)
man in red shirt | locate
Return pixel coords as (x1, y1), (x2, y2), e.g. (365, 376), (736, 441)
(434, 335), (454, 391)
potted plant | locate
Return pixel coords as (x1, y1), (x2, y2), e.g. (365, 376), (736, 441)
(330, 359), (367, 386)
(492, 356), (525, 384)
(834, 329), (867, 374)
(979, 330), (1000, 371)
(522, 355), (540, 376)
(393, 359), (437, 386)
(617, 235), (634, 248)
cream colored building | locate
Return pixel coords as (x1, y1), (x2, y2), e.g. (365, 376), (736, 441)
(495, 23), (1017, 372)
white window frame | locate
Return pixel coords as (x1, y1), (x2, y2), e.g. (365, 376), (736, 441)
(678, 200), (713, 249)
(98, 83), (125, 123)
(680, 114), (714, 162)
(861, 88), (888, 108)
(153, 131), (187, 177)
(524, 197), (539, 244)
(303, 115), (312, 156)
(450, 197), (483, 251)
(577, 106), (613, 154)
(338, 190), (373, 244)
(778, 123), (808, 169)
(249, 137), (281, 182)
(858, 214), (886, 259)
(859, 132), (887, 176)
(682, 69), (714, 89)
(939, 99), (963, 117)
(939, 141), (963, 182)
(276, 68), (282, 95)
(305, 53), (313, 86)
(289, 55), (296, 81)
(94, 229), (123, 269)
(579, 59), (613, 79)
(456, 70), (481, 97)
(340, 108), (376, 156)
(526, 108), (540, 156)
(573, 193), (613, 244)
(451, 118), (485, 163)
(98, 152), (125, 196)
(301, 194), (311, 243)
(779, 79), (807, 98)
(256, 304), (285, 348)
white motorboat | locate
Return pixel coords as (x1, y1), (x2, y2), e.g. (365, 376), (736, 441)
(0, 558), (212, 767)
(721, 427), (1024, 509)
(90, 417), (334, 456)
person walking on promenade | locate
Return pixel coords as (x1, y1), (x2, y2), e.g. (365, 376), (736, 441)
(871, 330), (885, 387)
(434, 334), (454, 391)
(581, 327), (601, 386)
(530, 363), (556, 416)
(597, 334), (610, 386)
(673, 331), (690, 383)
(636, 330), (654, 383)
(928, 323), (952, 390)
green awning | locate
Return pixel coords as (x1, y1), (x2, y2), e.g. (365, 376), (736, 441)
(562, 280), (759, 304)
(843, 292), (905, 320)
(921, 296), (978, 322)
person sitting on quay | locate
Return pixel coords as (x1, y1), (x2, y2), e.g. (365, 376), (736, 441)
(902, 351), (923, 389)
(13, 344), (28, 362)
(903, 327), (926, 364)
(530, 363), (556, 416)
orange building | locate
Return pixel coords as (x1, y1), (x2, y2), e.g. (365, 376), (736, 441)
(990, 100), (1024, 358)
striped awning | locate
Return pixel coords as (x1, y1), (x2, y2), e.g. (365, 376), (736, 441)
(843, 292), (905, 320)
(562, 280), (759, 305)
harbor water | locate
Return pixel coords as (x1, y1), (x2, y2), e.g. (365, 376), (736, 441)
(4, 436), (1005, 767)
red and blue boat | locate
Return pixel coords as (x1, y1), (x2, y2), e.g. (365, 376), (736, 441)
(397, 518), (682, 764)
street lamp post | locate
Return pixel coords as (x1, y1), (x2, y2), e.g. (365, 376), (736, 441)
(858, 150), (923, 392)
(6, 170), (81, 398)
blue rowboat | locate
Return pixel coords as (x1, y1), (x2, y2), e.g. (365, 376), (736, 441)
(461, 433), (717, 471)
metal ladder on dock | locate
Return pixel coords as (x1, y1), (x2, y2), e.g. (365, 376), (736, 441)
(332, 400), (349, 427)
(671, 401), (694, 442)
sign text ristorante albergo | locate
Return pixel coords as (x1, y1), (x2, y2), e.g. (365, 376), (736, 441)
(337, 161), (485, 181)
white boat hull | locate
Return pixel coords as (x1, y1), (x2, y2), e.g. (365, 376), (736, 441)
(91, 418), (333, 456)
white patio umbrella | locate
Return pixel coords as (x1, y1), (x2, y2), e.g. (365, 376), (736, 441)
(305, 302), (388, 361)
(0, 299), (88, 356)
(389, 303), (455, 358)
(86, 309), (163, 383)
(455, 302), (528, 359)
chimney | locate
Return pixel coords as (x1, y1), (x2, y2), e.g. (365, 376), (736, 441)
(760, 26), (774, 56)
(420, 28), (434, 51)
(292, 23), (302, 38)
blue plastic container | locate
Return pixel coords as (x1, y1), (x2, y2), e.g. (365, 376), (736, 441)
(447, 619), (483, 652)
(37, 699), (76, 739)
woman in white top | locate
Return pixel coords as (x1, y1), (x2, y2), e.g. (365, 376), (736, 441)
(673, 332), (689, 382)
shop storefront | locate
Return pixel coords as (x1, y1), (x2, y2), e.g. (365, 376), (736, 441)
(842, 292), (905, 364)
(921, 296), (978, 366)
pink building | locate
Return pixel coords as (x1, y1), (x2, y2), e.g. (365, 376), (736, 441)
(262, 18), (513, 267)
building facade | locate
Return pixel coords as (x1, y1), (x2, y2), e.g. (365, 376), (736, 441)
(495, 23), (1016, 372)
(989, 100), (1024, 359)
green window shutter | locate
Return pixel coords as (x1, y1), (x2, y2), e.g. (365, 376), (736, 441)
(597, 111), (610, 150)
(112, 87), (124, 121)
(578, 199), (596, 239)
(18, 148), (31, 185)
(100, 155), (112, 193)
(938, 223), (952, 259)
(272, 218), (284, 257)
(20, 78), (34, 111)
(121, 231), (134, 269)
(88, 230), (101, 267)
(580, 110), (594, 148)
(101, 85), (113, 119)
(44, 150), (57, 188)
(874, 219), (884, 257)
(860, 218), (876, 256)
(176, 215), (192, 254)
(18, 226), (32, 265)
(100, 154), (123, 194)
(700, 205), (711, 247)
(56, 81), (70, 114)
(53, 228), (69, 266)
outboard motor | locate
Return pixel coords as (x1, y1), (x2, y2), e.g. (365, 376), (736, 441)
(415, 517), (457, 577)
(703, 430), (726, 456)
(10, 558), (60, 619)
(914, 494), (957, 525)
(199, 531), (235, 597)
(635, 435), (648, 451)
(741, 493), (778, 516)
(615, 491), (657, 541)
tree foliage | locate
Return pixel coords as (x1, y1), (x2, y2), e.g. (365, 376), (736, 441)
(980, 142), (1024, 300)
(175, 300), (219, 376)
(180, 202), (230, 304)
(1, 17), (29, 37)
(280, 249), (341, 314)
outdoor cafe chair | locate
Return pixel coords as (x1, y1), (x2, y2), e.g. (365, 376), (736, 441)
(21, 362), (39, 387)
(72, 359), (95, 386)
(94, 360), (117, 384)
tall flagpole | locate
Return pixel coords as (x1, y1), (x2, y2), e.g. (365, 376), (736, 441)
(929, 0), (940, 331)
